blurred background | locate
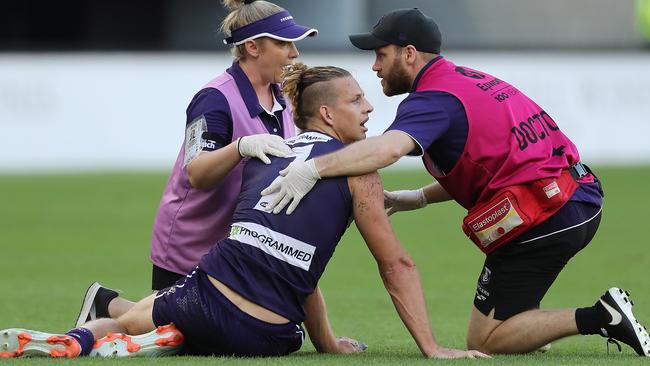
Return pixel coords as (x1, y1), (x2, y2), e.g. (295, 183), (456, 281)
(1, 0), (650, 172)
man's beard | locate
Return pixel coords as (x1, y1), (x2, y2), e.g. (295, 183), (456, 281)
(382, 59), (411, 96)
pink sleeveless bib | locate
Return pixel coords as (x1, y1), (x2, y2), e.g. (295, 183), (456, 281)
(417, 59), (580, 209)
(150, 71), (296, 275)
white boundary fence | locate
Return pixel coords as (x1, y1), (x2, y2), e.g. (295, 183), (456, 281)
(1, 51), (649, 173)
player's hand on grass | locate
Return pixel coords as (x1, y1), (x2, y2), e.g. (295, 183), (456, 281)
(384, 188), (427, 216)
(428, 346), (491, 359)
(261, 159), (321, 214)
(334, 337), (367, 354)
(237, 134), (292, 164)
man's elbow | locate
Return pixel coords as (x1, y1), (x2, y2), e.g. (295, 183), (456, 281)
(376, 131), (415, 166)
(378, 144), (405, 166)
(186, 165), (208, 189)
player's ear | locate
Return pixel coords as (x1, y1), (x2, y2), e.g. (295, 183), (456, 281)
(319, 105), (334, 126)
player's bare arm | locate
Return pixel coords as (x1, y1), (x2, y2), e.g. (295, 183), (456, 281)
(302, 287), (366, 354)
(349, 172), (489, 359)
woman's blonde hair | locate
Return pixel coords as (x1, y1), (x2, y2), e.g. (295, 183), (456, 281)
(221, 0), (285, 60)
(282, 63), (351, 130)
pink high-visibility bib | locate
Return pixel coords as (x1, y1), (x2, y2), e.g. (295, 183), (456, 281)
(417, 58), (580, 209)
(150, 71), (296, 275)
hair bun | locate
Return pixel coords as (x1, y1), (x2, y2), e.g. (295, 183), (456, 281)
(222, 0), (256, 11)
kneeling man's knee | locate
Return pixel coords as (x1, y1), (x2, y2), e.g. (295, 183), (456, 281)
(466, 334), (489, 353)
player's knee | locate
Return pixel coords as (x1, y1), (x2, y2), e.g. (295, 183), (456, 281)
(117, 296), (156, 335)
(118, 313), (155, 335)
(466, 321), (496, 353)
(115, 311), (137, 334)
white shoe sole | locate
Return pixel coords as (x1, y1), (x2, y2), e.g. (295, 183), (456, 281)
(75, 282), (102, 328)
(607, 288), (650, 357)
(0, 329), (80, 358)
(89, 324), (184, 357)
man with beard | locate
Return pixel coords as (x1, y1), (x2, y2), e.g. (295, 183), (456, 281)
(260, 8), (650, 357)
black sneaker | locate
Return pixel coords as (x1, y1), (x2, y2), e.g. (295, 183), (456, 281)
(74, 282), (119, 328)
(598, 288), (650, 357)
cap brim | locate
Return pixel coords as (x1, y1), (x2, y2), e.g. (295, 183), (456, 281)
(349, 32), (390, 50)
(236, 25), (318, 45)
(274, 24), (318, 42)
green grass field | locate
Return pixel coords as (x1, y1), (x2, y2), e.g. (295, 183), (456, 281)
(1, 167), (649, 365)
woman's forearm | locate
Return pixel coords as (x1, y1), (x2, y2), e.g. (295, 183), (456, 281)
(186, 141), (242, 189)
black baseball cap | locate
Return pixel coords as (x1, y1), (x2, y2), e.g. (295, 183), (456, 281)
(349, 8), (441, 54)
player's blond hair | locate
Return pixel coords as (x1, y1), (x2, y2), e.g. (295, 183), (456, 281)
(282, 63), (351, 130)
(221, 0), (285, 60)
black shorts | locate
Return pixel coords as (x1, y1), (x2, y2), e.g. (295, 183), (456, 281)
(151, 264), (184, 291)
(152, 267), (304, 357)
(473, 201), (602, 320)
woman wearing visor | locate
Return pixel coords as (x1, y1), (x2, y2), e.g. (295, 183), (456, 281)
(148, 0), (319, 291)
(73, 0), (321, 324)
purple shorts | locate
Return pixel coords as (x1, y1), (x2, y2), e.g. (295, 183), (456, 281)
(152, 267), (304, 357)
